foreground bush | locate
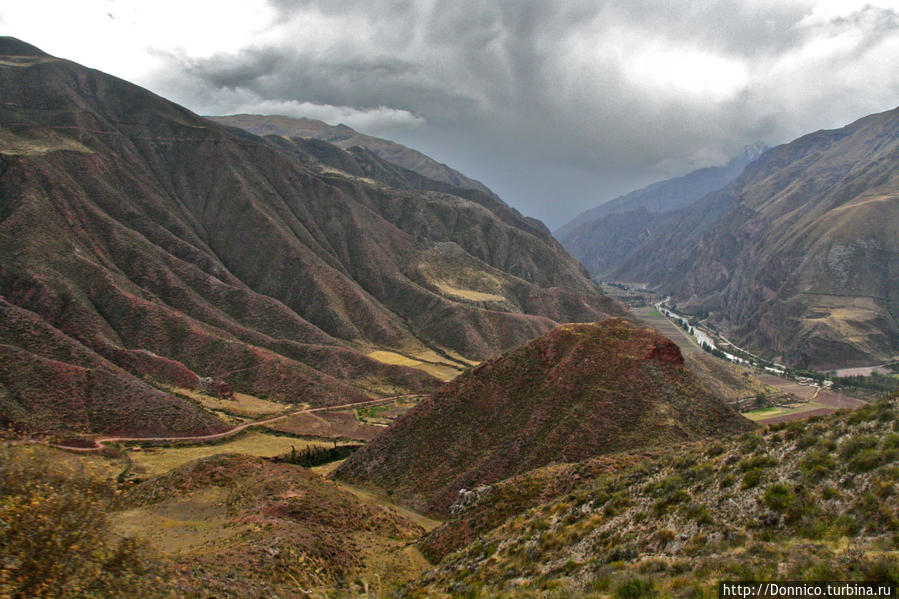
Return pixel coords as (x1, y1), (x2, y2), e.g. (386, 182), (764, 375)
(0, 448), (177, 598)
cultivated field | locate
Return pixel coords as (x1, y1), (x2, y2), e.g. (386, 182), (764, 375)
(170, 387), (294, 419)
(126, 432), (330, 477)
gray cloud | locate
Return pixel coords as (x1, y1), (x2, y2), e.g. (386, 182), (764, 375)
(145, 0), (899, 228)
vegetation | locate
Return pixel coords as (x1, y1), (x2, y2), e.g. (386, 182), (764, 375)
(336, 319), (753, 516)
(0, 447), (176, 598)
(833, 373), (899, 393)
(278, 443), (361, 467)
(411, 396), (899, 597)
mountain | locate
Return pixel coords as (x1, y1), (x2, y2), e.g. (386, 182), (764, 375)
(557, 143), (766, 275)
(334, 318), (752, 516)
(0, 37), (623, 436)
(603, 108), (899, 369)
(413, 396), (899, 597)
(208, 113), (496, 197)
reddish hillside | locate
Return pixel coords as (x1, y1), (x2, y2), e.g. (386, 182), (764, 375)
(334, 318), (753, 516)
(0, 37), (622, 435)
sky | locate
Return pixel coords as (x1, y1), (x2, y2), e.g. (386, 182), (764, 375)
(3, 0), (899, 229)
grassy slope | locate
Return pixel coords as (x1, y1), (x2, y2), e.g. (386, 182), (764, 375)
(117, 454), (427, 597)
(412, 396), (899, 598)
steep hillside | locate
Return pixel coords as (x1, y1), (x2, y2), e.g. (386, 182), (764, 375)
(676, 109), (899, 369)
(566, 108), (899, 369)
(610, 108), (899, 369)
(0, 37), (623, 435)
(334, 318), (752, 516)
(557, 144), (765, 274)
(411, 397), (899, 598)
(209, 113), (496, 196)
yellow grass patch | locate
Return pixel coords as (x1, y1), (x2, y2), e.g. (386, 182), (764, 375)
(110, 487), (241, 556)
(170, 387), (292, 418)
(742, 401), (826, 421)
(336, 481), (443, 533)
(367, 350), (463, 381)
(127, 432), (329, 477)
(0, 56), (57, 67)
(433, 281), (507, 303)
(0, 127), (93, 155)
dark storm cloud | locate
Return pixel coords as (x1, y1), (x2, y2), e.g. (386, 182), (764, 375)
(147, 0), (899, 228)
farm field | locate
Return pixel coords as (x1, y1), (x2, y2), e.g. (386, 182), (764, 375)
(264, 397), (421, 441)
(169, 387), (294, 420)
(126, 432), (330, 477)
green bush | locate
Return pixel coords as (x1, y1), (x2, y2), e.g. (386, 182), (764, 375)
(0, 448), (176, 598)
(761, 483), (810, 523)
(615, 576), (656, 599)
(840, 435), (879, 459)
(799, 450), (836, 482)
(738, 455), (778, 472)
(742, 468), (764, 489)
(848, 448), (885, 473)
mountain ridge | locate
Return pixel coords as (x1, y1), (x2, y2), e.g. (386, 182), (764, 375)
(557, 143), (766, 239)
(0, 37), (623, 436)
(209, 113), (497, 198)
(607, 107), (899, 368)
(334, 318), (752, 516)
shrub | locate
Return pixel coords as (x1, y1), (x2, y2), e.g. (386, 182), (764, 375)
(840, 435), (879, 459)
(615, 576), (656, 599)
(738, 455), (778, 472)
(740, 434), (764, 453)
(742, 468), (764, 489)
(799, 450), (836, 482)
(653, 490), (689, 515)
(685, 502), (713, 525)
(0, 448), (176, 598)
(848, 449), (885, 473)
(796, 434), (818, 450)
(761, 483), (811, 523)
(821, 485), (838, 500)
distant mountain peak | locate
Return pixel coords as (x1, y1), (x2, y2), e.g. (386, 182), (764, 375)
(556, 143), (763, 241)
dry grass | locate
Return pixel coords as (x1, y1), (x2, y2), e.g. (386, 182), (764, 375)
(265, 410), (384, 441)
(0, 128), (93, 155)
(742, 401), (827, 421)
(110, 487), (240, 556)
(127, 433), (329, 477)
(367, 350), (463, 381)
(170, 387), (292, 419)
(433, 281), (507, 303)
(335, 481), (443, 533)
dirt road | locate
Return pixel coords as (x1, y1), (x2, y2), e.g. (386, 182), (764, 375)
(53, 395), (416, 452)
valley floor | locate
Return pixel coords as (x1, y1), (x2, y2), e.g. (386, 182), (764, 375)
(606, 285), (869, 425)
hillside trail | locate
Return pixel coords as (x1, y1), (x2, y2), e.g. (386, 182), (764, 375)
(51, 395), (417, 453)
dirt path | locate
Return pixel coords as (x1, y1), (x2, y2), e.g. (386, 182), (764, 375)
(53, 395), (417, 453)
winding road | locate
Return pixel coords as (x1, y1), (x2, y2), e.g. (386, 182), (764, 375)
(52, 394), (418, 453)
